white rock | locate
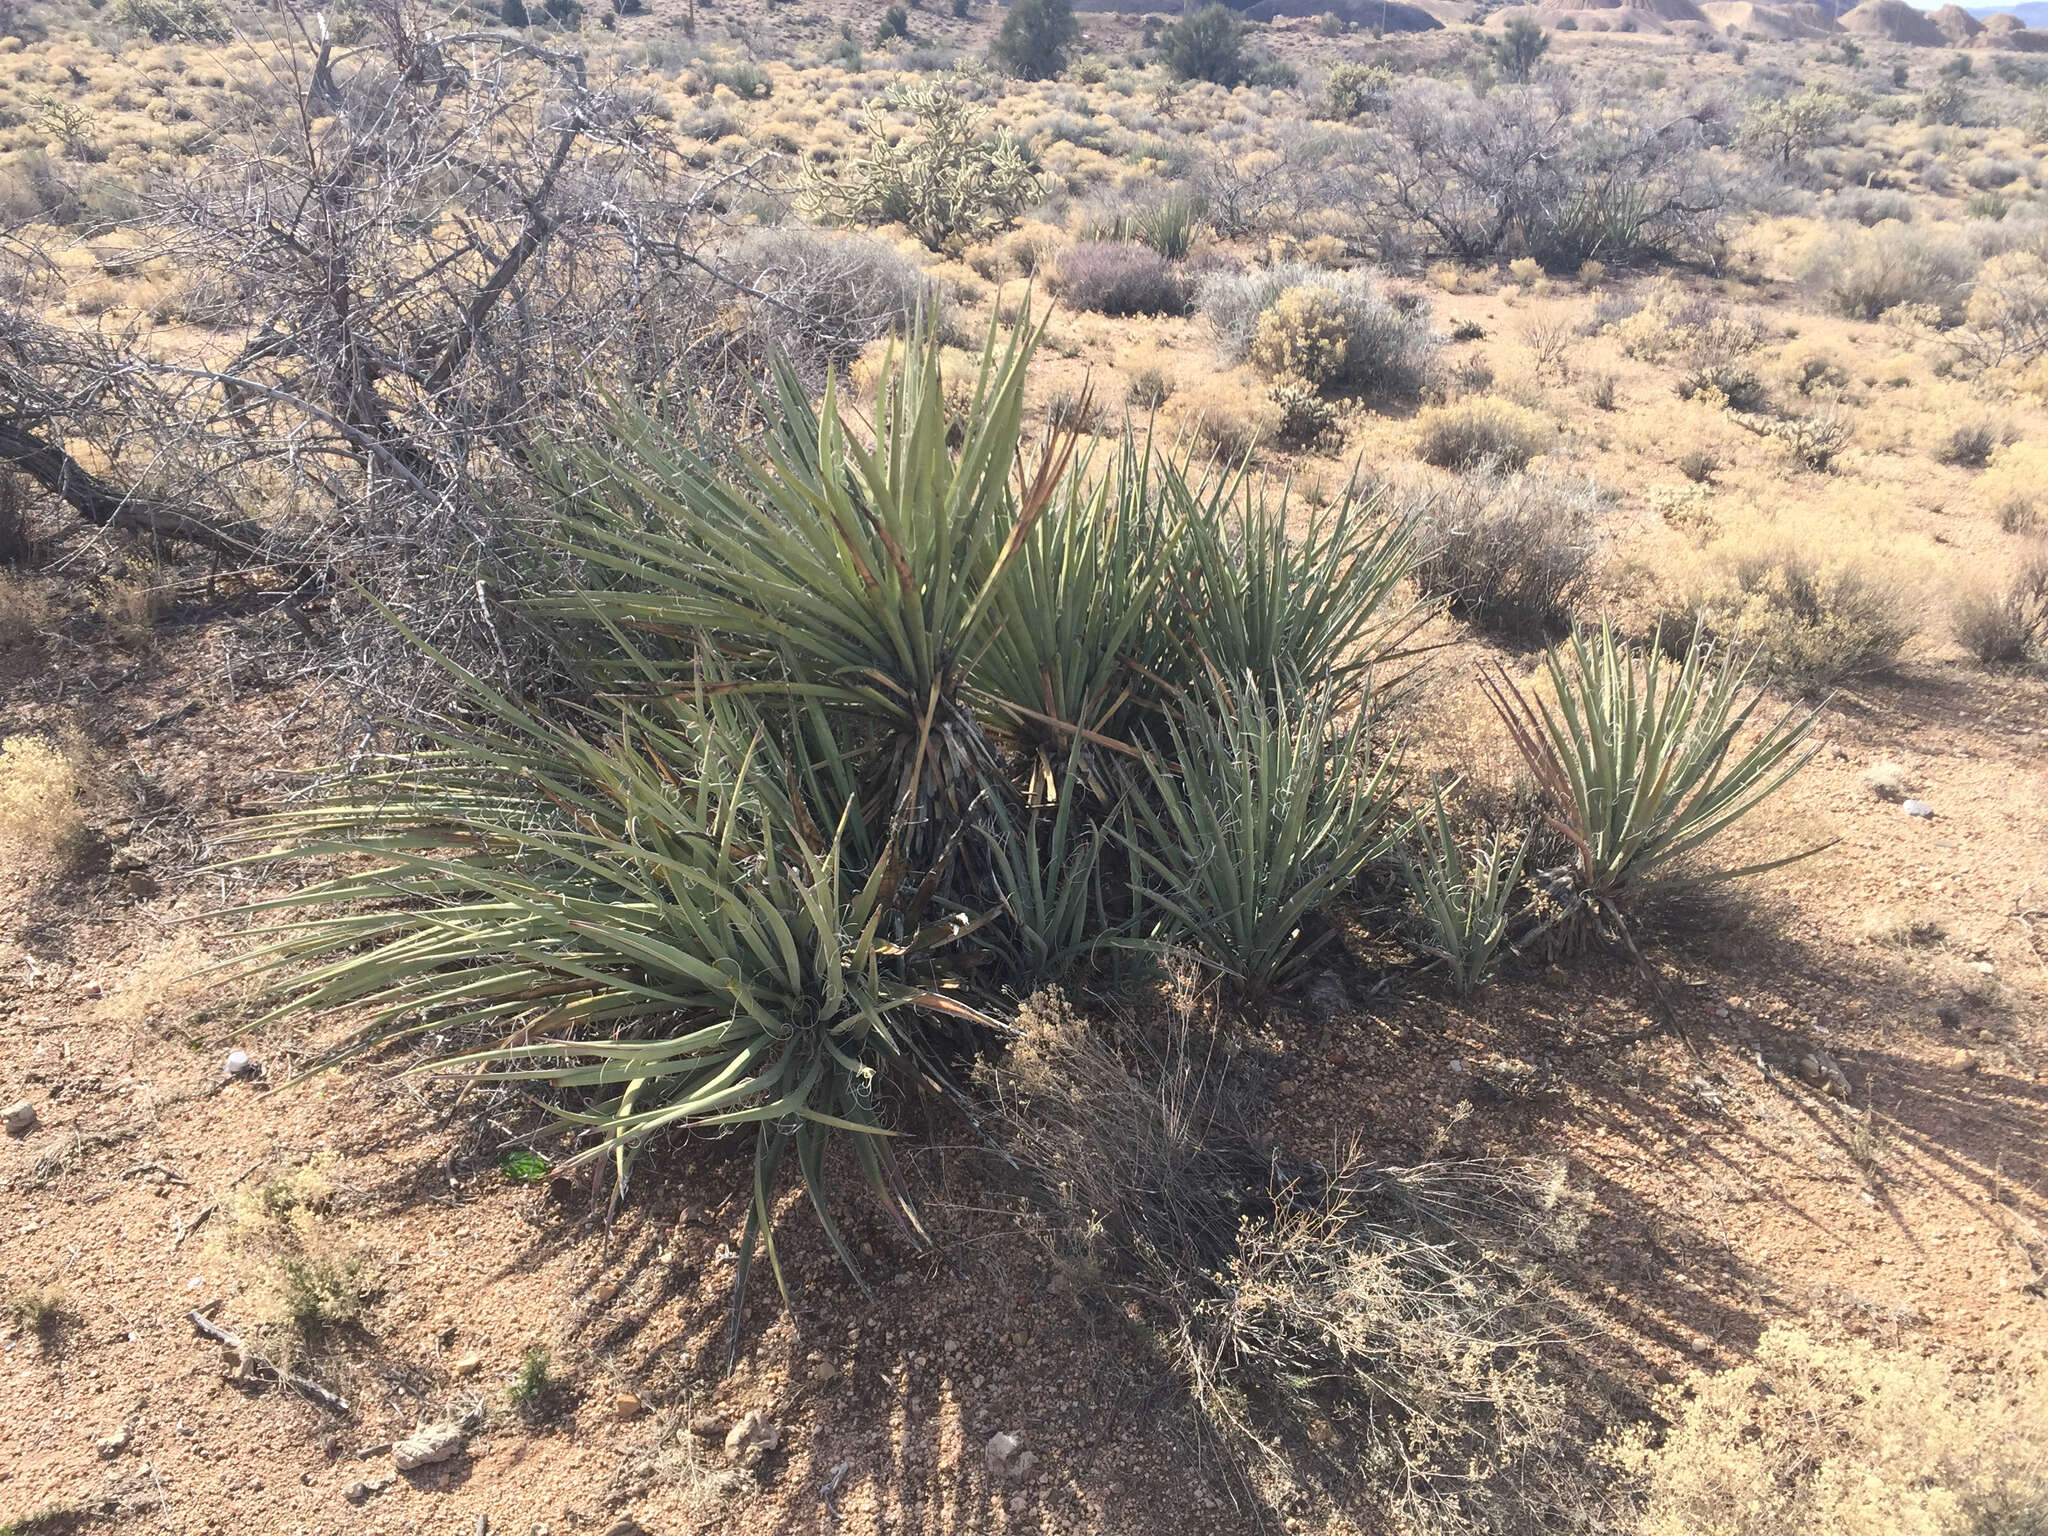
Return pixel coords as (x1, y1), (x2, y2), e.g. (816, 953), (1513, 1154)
(723, 1410), (780, 1467)
(391, 1422), (464, 1470)
(224, 1050), (250, 1076)
(985, 1431), (1023, 1475)
(2, 1101), (36, 1135)
(1901, 799), (1934, 818)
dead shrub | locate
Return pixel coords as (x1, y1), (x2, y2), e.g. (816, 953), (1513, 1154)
(1949, 550), (2048, 662)
(1392, 464), (1607, 640)
(981, 990), (1585, 1530)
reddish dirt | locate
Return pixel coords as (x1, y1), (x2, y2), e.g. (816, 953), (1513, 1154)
(3, 584), (2045, 1536)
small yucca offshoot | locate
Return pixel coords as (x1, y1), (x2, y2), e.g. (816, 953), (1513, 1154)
(1400, 796), (1529, 995)
(1480, 624), (1824, 907)
(1124, 672), (1399, 999)
(226, 673), (991, 1358)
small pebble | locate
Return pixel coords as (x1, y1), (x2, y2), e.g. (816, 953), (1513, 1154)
(1901, 799), (1934, 819)
(2, 1101), (36, 1136)
(224, 1050), (250, 1076)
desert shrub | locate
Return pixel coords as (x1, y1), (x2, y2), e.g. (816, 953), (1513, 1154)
(983, 997), (1577, 1531)
(802, 81), (1038, 250)
(1200, 262), (1437, 399)
(1613, 1325), (2048, 1536)
(1482, 625), (1822, 911)
(1125, 673), (1397, 997)
(1267, 378), (1341, 449)
(1803, 220), (1977, 324)
(1400, 463), (1605, 638)
(725, 225), (933, 374)
(1322, 61), (1394, 120)
(1488, 16), (1551, 84)
(1128, 365), (1174, 410)
(1957, 250), (2048, 365)
(1676, 354), (1769, 413)
(1361, 80), (1732, 270)
(1056, 241), (1191, 316)
(989, 0), (1079, 80)
(1949, 550), (2048, 662)
(1737, 85), (1850, 168)
(112, 0), (230, 41)
(1661, 547), (1917, 693)
(1158, 3), (1245, 86)
(709, 61), (773, 99)
(1932, 416), (2006, 468)
(1400, 796), (1528, 994)
(1414, 398), (1553, 472)
(1917, 77), (1969, 126)
(1979, 439), (2048, 530)
(1831, 186), (1914, 227)
(0, 732), (89, 866)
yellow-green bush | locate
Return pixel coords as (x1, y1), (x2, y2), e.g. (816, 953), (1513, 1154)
(1414, 397), (1554, 472)
(1248, 284), (1354, 388)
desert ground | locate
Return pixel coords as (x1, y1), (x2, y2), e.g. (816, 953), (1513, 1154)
(2, 0), (2046, 1532)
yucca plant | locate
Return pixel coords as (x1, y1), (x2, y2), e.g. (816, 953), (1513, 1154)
(1169, 468), (1425, 697)
(1124, 672), (1399, 998)
(1479, 624), (1824, 908)
(978, 751), (1107, 990)
(1400, 795), (1529, 995)
(224, 660), (992, 1347)
(976, 430), (1173, 798)
(538, 312), (1079, 846)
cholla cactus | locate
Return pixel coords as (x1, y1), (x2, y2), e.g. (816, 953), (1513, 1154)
(802, 81), (1039, 251)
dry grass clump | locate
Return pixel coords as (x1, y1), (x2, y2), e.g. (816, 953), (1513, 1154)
(1978, 438), (2048, 531)
(1611, 1324), (2048, 1536)
(0, 730), (90, 867)
(1414, 398), (1554, 472)
(0, 572), (54, 652)
(983, 990), (1583, 1531)
(1172, 371), (1282, 460)
(1948, 548), (2048, 662)
(1655, 546), (1917, 694)
(1392, 464), (1607, 640)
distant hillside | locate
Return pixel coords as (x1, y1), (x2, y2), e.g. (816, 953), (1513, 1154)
(1969, 0), (2048, 20)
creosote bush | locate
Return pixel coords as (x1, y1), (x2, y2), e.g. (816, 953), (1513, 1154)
(1802, 220), (1978, 325)
(1658, 548), (1917, 693)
